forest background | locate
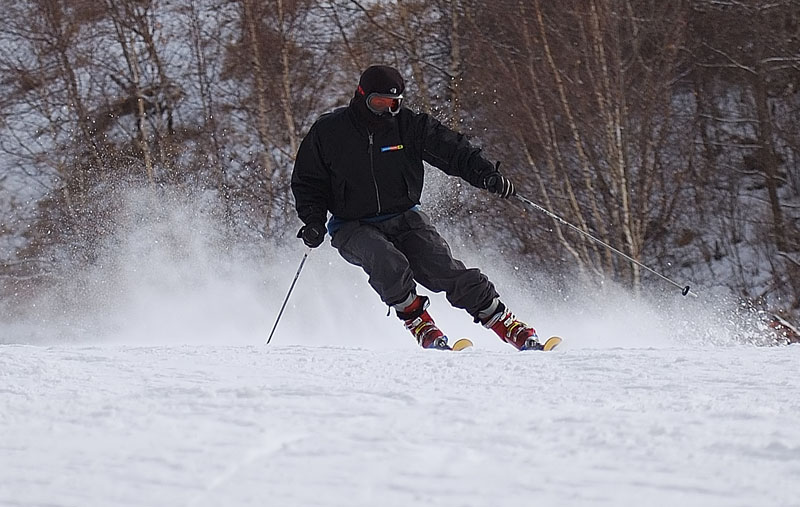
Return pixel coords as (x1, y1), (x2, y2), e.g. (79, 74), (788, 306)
(1, 0), (799, 325)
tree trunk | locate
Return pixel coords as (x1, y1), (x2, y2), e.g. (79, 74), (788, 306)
(277, 0), (299, 158)
(753, 60), (787, 252)
(242, 0), (277, 225)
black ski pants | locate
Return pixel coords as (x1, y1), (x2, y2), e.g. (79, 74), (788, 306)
(330, 208), (498, 317)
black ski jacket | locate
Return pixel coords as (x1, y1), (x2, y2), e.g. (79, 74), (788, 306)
(291, 105), (496, 227)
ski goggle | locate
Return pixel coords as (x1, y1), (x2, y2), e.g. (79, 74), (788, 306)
(366, 92), (403, 116)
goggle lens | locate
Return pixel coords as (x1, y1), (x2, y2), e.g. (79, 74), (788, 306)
(367, 93), (403, 115)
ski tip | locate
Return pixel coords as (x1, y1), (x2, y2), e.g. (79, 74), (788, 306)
(451, 338), (474, 351)
(543, 336), (563, 351)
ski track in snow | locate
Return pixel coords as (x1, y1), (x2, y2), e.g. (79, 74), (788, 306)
(1, 343), (799, 507)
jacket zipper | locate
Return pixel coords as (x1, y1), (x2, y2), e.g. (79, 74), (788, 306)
(368, 132), (381, 214)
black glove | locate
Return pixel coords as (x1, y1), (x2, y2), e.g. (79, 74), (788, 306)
(484, 164), (516, 199)
(297, 222), (326, 248)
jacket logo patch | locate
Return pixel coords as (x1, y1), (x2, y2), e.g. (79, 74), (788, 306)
(381, 144), (404, 152)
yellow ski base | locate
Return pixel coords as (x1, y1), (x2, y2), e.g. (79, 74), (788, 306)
(543, 336), (562, 351)
(451, 338), (474, 351)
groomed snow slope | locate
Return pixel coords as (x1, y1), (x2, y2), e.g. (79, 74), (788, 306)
(2, 343), (799, 507)
(2, 193), (798, 506)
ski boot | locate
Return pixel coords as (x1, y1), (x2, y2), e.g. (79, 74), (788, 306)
(395, 295), (450, 350)
(481, 301), (542, 350)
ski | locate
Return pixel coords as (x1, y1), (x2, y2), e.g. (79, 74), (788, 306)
(451, 338), (473, 351)
(430, 336), (560, 351)
(542, 336), (562, 351)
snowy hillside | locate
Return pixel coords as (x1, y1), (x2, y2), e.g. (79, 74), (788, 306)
(2, 343), (799, 507)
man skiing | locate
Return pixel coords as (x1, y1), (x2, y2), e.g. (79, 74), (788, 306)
(291, 65), (542, 351)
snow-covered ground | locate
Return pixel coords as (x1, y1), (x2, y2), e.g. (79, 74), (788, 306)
(3, 193), (798, 506)
(2, 342), (799, 507)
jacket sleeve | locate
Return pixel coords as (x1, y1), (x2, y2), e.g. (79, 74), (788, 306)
(413, 112), (496, 189)
(291, 125), (330, 225)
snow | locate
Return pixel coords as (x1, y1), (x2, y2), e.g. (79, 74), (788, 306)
(2, 190), (798, 506)
(2, 343), (799, 507)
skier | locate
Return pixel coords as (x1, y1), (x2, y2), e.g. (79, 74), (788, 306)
(291, 65), (542, 350)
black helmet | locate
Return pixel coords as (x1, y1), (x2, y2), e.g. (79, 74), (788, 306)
(355, 65), (405, 117)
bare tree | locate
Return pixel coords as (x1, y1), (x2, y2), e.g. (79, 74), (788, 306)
(458, 0), (693, 289)
(688, 0), (800, 310)
(1, 0), (798, 319)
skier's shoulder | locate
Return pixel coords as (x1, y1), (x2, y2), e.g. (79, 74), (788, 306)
(397, 107), (443, 130)
(396, 106), (426, 124)
(311, 106), (350, 132)
(394, 107), (437, 138)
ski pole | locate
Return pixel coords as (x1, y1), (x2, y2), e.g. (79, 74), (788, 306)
(514, 194), (697, 297)
(267, 249), (311, 344)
